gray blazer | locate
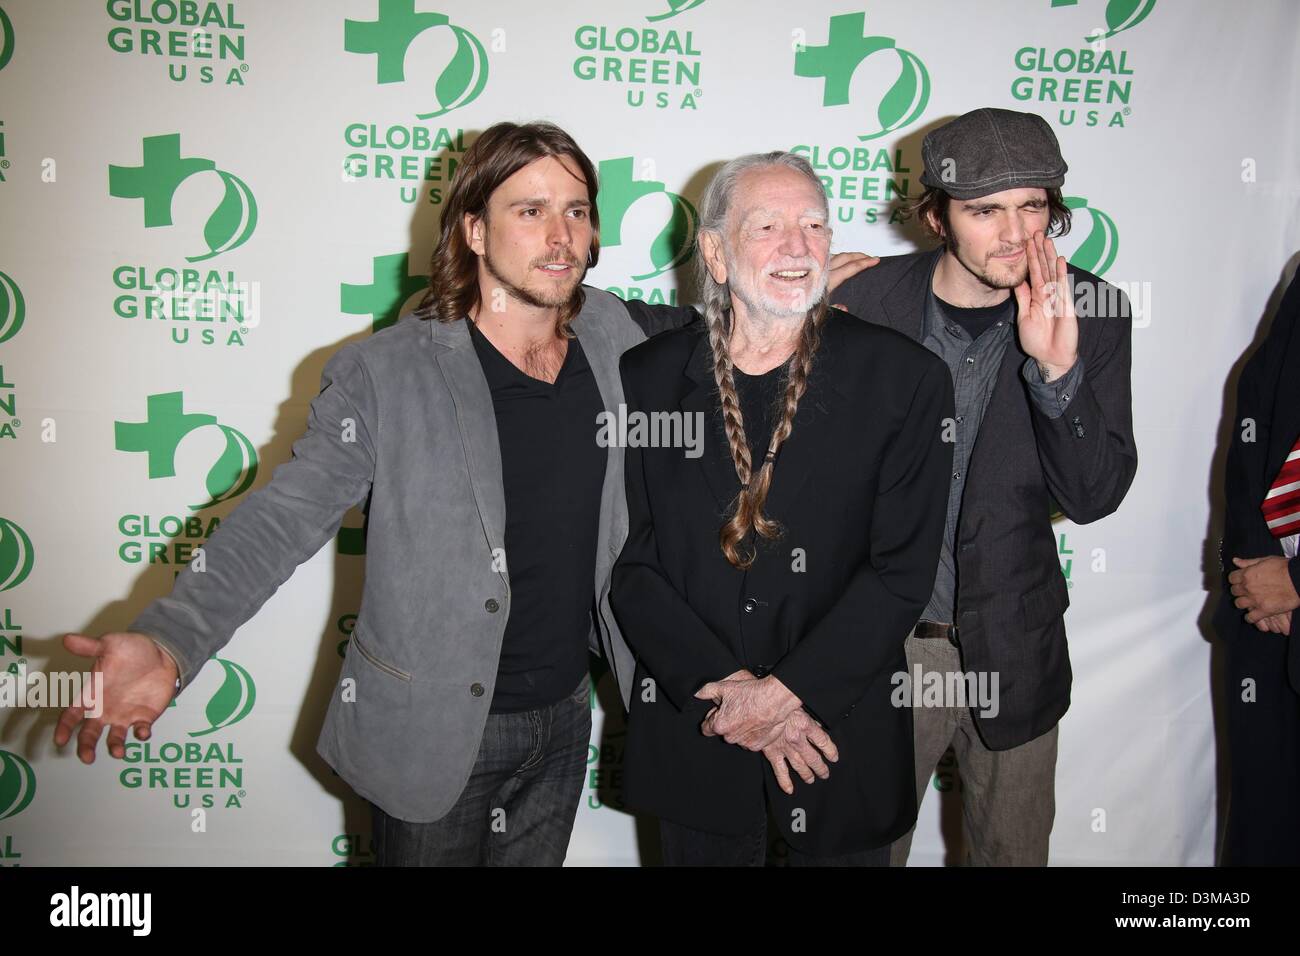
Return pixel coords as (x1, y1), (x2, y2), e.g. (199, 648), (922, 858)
(131, 287), (659, 822)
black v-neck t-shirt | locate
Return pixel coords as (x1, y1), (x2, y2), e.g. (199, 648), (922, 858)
(468, 321), (606, 712)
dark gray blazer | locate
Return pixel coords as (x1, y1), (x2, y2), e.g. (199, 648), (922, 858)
(834, 247), (1137, 749)
(132, 287), (668, 822)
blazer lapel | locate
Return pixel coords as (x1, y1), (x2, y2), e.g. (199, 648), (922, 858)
(1266, 301), (1300, 482)
(569, 309), (622, 423)
(876, 246), (942, 343)
(429, 319), (507, 567)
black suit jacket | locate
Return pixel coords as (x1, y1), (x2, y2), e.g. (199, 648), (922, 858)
(1215, 269), (1300, 694)
(610, 308), (954, 855)
(834, 247), (1138, 749)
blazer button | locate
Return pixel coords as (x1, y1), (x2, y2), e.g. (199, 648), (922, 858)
(742, 598), (757, 613)
(470, 683), (485, 697)
(485, 598), (500, 613)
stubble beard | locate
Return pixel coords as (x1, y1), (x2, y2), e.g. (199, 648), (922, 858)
(483, 246), (584, 312)
(949, 234), (1029, 291)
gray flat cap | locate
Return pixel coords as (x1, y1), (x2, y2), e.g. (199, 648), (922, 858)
(918, 108), (1068, 199)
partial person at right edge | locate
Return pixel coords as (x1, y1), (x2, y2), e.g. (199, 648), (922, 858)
(1217, 265), (1300, 866)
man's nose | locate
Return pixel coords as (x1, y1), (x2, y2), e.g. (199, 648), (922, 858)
(546, 214), (573, 247)
(1004, 213), (1029, 244)
(778, 224), (810, 257)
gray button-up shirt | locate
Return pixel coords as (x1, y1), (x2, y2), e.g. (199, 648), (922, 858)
(919, 257), (1085, 624)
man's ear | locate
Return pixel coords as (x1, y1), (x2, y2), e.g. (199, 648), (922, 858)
(924, 207), (944, 241)
(464, 213), (486, 256)
(698, 231), (727, 285)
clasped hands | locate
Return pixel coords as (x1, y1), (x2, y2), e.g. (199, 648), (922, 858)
(694, 669), (838, 795)
(1229, 555), (1300, 635)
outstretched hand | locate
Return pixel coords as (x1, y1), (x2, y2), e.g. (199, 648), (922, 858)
(54, 632), (178, 763)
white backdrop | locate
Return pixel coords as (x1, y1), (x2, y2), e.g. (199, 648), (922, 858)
(1, 0), (1298, 866)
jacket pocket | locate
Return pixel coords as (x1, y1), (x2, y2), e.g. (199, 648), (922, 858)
(350, 628), (412, 682)
(1020, 572), (1070, 632)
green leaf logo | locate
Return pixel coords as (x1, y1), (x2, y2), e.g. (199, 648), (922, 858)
(642, 193), (698, 281)
(190, 658), (256, 737)
(597, 157), (698, 282)
(1052, 0), (1157, 39)
(647, 0), (706, 23)
(0, 517), (34, 592)
(1064, 197), (1119, 277)
(192, 425), (258, 511)
(191, 170), (258, 263)
(0, 269), (25, 344)
(0, 750), (36, 821)
(869, 47), (931, 142)
(417, 25), (488, 120)
(0, 7), (14, 73)
(1102, 0), (1156, 38)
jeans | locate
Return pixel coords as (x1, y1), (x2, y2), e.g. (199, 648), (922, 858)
(370, 673), (592, 866)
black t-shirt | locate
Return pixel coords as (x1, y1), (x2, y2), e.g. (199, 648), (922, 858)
(934, 293), (1015, 341)
(468, 321), (607, 712)
(733, 360), (790, 478)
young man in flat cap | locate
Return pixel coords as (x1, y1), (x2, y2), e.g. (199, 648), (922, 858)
(833, 107), (1137, 865)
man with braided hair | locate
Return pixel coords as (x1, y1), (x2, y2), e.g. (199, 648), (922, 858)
(55, 123), (880, 866)
(610, 152), (955, 865)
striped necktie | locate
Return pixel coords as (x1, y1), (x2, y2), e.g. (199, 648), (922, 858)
(1262, 437), (1300, 537)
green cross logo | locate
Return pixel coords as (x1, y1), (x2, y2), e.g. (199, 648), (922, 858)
(597, 158), (697, 282)
(344, 0), (488, 120)
(115, 392), (259, 512)
(189, 657), (256, 737)
(0, 517), (34, 592)
(341, 252), (428, 334)
(1051, 0), (1157, 40)
(0, 7), (15, 72)
(0, 269), (24, 344)
(795, 11), (930, 142)
(647, 0), (706, 22)
(109, 134), (257, 262)
(1063, 197), (1119, 276)
(0, 750), (35, 821)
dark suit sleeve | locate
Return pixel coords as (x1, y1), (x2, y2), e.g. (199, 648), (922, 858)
(1027, 279), (1137, 524)
(610, 356), (746, 713)
(621, 298), (701, 339)
(771, 358), (954, 724)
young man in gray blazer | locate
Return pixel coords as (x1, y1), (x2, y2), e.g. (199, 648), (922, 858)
(832, 108), (1137, 865)
(54, 121), (874, 866)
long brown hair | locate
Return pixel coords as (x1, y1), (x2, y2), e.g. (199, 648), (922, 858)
(697, 152), (830, 570)
(416, 121), (601, 335)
